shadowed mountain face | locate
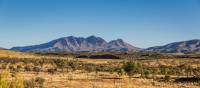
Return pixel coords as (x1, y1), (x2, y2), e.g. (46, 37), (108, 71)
(146, 39), (200, 53)
(11, 36), (140, 53)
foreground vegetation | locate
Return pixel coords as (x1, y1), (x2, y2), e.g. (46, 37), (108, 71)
(0, 49), (200, 88)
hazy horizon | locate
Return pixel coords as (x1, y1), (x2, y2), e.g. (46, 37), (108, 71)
(0, 0), (200, 48)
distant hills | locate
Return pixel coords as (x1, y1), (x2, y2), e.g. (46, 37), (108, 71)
(0, 47), (3, 49)
(10, 36), (200, 54)
(146, 39), (200, 54)
(11, 36), (140, 53)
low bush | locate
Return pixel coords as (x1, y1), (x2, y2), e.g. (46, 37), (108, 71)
(35, 77), (45, 88)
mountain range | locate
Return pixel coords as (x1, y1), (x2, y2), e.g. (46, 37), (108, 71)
(146, 39), (200, 53)
(10, 36), (200, 54)
(11, 36), (140, 53)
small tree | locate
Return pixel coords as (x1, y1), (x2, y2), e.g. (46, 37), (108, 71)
(144, 69), (151, 78)
(122, 61), (140, 76)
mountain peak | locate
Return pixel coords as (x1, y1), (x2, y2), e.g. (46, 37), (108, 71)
(87, 35), (97, 38)
(108, 39), (140, 52)
(109, 38), (125, 46)
(113, 38), (123, 42)
(86, 35), (104, 41)
(66, 36), (76, 38)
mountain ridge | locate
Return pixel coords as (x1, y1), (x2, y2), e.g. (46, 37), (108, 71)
(11, 36), (200, 54)
(11, 35), (140, 53)
(146, 39), (200, 53)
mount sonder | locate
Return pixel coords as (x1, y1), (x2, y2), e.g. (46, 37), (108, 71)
(11, 36), (140, 53)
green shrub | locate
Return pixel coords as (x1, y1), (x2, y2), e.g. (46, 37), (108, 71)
(24, 65), (32, 72)
(54, 59), (66, 71)
(164, 75), (171, 82)
(33, 66), (41, 72)
(16, 65), (22, 72)
(122, 61), (141, 76)
(144, 69), (151, 78)
(68, 61), (79, 71)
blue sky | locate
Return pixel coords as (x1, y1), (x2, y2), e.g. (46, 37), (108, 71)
(0, 0), (200, 48)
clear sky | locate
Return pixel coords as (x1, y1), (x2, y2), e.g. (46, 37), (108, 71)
(0, 0), (200, 48)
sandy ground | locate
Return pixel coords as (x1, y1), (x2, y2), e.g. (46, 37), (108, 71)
(20, 72), (200, 88)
